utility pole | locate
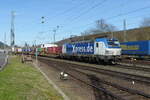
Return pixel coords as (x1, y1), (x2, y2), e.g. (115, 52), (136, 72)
(53, 29), (56, 43)
(36, 48), (38, 65)
(53, 25), (60, 43)
(123, 19), (127, 42)
(4, 33), (6, 53)
(10, 11), (15, 51)
(82, 33), (85, 41)
(111, 31), (114, 39)
(34, 40), (38, 65)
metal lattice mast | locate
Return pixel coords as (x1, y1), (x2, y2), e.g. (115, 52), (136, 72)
(123, 19), (127, 42)
(10, 11), (15, 48)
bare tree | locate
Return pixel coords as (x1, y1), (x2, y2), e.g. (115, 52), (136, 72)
(140, 18), (150, 27)
(96, 19), (116, 32)
(80, 19), (117, 36)
(24, 42), (29, 48)
(81, 30), (91, 36)
(89, 19), (117, 34)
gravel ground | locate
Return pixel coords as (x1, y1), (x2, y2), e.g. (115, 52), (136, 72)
(122, 59), (150, 66)
(38, 57), (150, 99)
(36, 60), (96, 100)
(76, 68), (150, 95)
(33, 56), (150, 100)
(39, 57), (150, 78)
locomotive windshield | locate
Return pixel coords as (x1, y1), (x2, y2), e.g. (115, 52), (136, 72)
(108, 39), (120, 47)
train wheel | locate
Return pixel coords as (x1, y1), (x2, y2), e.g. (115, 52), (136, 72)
(110, 60), (116, 65)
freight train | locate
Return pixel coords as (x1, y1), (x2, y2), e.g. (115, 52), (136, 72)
(15, 37), (121, 63)
(61, 38), (121, 63)
(121, 40), (150, 59)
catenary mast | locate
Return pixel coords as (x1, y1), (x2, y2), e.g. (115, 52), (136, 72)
(10, 11), (15, 50)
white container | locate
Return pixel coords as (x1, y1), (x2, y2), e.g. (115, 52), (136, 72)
(41, 43), (58, 48)
(17, 48), (22, 52)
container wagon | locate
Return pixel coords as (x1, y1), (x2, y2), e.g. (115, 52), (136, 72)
(14, 48), (22, 54)
(121, 40), (150, 56)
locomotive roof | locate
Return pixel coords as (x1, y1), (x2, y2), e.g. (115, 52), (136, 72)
(64, 37), (119, 45)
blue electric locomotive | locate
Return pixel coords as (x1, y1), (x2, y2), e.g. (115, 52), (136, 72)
(62, 37), (121, 63)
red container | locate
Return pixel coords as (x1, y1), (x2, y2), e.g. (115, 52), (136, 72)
(47, 46), (62, 54)
(56, 46), (62, 54)
(47, 47), (53, 54)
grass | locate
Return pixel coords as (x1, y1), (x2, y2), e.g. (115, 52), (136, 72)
(0, 56), (63, 100)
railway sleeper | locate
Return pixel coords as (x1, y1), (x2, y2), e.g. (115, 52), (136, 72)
(117, 93), (133, 97)
(123, 95), (141, 100)
(73, 68), (150, 99)
(97, 78), (150, 98)
(88, 75), (127, 100)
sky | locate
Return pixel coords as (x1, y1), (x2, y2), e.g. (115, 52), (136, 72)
(0, 0), (150, 46)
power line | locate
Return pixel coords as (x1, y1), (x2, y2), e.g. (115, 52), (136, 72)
(64, 5), (150, 31)
(106, 5), (150, 20)
(77, 0), (130, 23)
(57, 0), (97, 22)
(63, 0), (107, 25)
(62, 0), (131, 28)
(54, 0), (128, 26)
(48, 0), (89, 20)
(62, 0), (128, 28)
(42, 1), (150, 42)
(61, 19), (148, 39)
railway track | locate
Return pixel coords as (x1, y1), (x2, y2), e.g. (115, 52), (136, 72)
(75, 69), (150, 100)
(28, 53), (150, 72)
(37, 57), (150, 100)
(116, 62), (150, 72)
(121, 59), (150, 67)
(43, 54), (150, 73)
(37, 57), (126, 100)
(37, 56), (150, 84)
(73, 65), (150, 85)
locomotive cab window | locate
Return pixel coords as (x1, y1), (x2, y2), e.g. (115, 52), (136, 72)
(96, 43), (99, 47)
(108, 39), (120, 47)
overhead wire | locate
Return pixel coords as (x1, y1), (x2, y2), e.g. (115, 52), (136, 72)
(48, 0), (91, 21)
(62, 0), (130, 29)
(62, 0), (107, 26)
(70, 0), (128, 23)
(64, 5), (150, 31)
(44, 1), (150, 41)
(106, 5), (150, 20)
